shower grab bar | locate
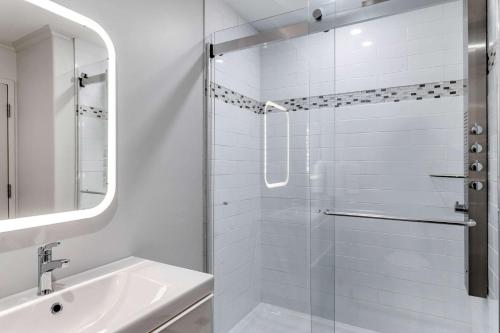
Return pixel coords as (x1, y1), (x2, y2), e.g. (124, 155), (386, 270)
(429, 174), (466, 179)
(322, 210), (476, 227)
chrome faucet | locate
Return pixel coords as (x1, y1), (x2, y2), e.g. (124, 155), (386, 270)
(37, 242), (70, 296)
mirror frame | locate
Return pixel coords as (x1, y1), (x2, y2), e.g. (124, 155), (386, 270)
(0, 0), (116, 233)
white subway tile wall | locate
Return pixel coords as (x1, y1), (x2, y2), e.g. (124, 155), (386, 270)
(332, 97), (465, 219)
(210, 0), (499, 332)
(334, 3), (463, 94)
(212, 24), (263, 333)
(77, 59), (108, 209)
(213, 100), (262, 333)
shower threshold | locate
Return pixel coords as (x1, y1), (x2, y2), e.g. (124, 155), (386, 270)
(228, 303), (377, 333)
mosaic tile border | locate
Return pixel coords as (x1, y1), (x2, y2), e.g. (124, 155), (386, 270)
(211, 80), (466, 114)
(78, 105), (108, 120)
(209, 83), (262, 113)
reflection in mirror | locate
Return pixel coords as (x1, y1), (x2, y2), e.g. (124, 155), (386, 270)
(0, 0), (108, 219)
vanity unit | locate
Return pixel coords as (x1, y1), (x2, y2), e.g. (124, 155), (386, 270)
(0, 257), (213, 333)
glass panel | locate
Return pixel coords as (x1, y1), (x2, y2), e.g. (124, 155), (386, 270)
(325, 1), (483, 332)
(210, 39), (265, 332)
(76, 39), (108, 209)
(209, 8), (315, 333)
(308, 28), (337, 333)
(209, 2), (498, 333)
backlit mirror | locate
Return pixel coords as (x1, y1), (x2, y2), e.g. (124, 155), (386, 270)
(0, 0), (115, 228)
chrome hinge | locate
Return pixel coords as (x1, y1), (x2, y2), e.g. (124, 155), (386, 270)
(7, 184), (11, 199)
(455, 201), (468, 213)
(79, 73), (88, 88)
(6, 104), (11, 118)
(209, 44), (215, 59)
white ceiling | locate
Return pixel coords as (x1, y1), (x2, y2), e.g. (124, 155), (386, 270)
(223, 0), (308, 22)
(0, 0), (104, 48)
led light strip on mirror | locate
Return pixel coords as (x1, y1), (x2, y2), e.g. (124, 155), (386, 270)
(0, 0), (116, 233)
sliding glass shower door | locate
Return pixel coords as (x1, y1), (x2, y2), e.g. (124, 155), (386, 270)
(324, 1), (496, 332)
(209, 9), (317, 333)
(208, 1), (498, 333)
(330, 2), (469, 329)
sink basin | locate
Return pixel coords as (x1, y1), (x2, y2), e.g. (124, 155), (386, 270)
(0, 257), (213, 333)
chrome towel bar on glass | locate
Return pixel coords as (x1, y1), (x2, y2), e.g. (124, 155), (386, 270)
(428, 174), (466, 179)
(80, 190), (106, 195)
(322, 210), (476, 227)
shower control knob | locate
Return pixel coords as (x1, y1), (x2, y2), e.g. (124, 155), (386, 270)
(470, 161), (484, 172)
(469, 181), (484, 191)
(470, 143), (483, 153)
(471, 123), (483, 135)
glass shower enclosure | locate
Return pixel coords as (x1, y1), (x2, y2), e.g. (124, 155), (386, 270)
(207, 1), (498, 332)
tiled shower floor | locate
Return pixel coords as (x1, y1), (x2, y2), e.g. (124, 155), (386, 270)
(229, 303), (378, 333)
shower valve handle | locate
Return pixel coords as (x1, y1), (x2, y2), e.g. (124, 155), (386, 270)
(471, 143), (483, 153)
(471, 123), (483, 135)
(469, 181), (484, 191)
(470, 161), (484, 172)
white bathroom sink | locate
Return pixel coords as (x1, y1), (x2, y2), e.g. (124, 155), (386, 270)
(0, 257), (213, 333)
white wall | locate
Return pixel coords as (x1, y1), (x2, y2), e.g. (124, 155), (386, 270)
(15, 26), (56, 217)
(0, 44), (16, 81)
(0, 0), (204, 298)
(15, 26), (76, 216)
(53, 32), (76, 212)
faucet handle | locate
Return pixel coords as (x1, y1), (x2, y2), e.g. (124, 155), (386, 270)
(38, 242), (61, 254)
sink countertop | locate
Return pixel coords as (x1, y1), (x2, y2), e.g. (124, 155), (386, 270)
(0, 257), (214, 333)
